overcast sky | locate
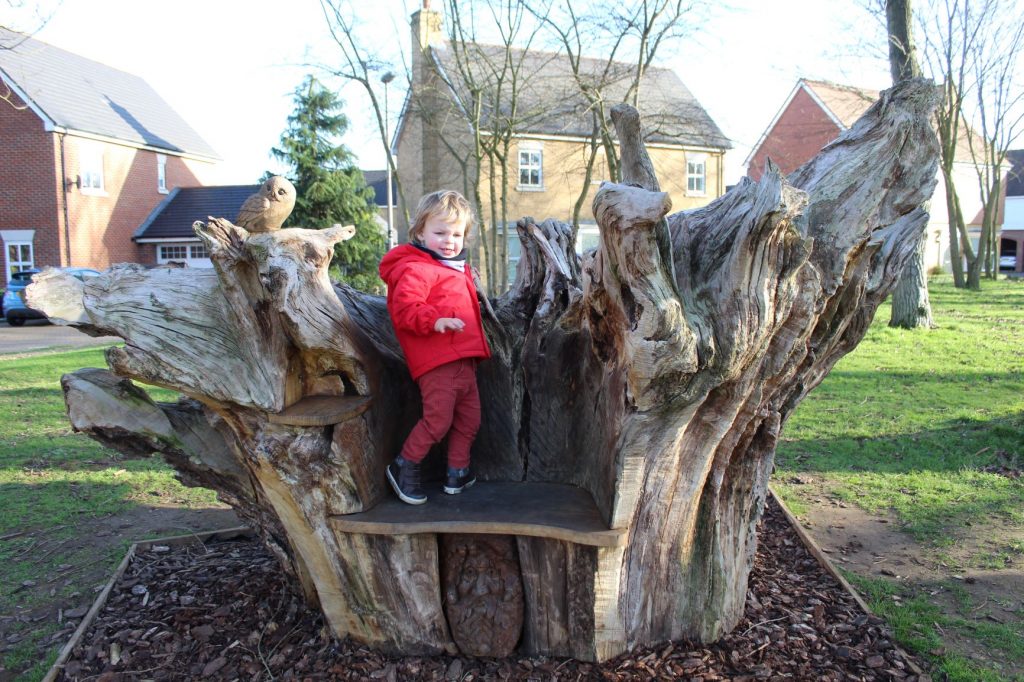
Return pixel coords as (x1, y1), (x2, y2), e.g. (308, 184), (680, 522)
(9, 0), (891, 186)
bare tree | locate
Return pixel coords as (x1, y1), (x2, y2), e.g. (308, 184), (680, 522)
(861, 0), (1022, 290)
(535, 0), (704, 234)
(963, 2), (1024, 282)
(916, 0), (1024, 289)
(319, 0), (412, 229)
(885, 0), (934, 329)
(431, 0), (554, 291)
(921, 0), (975, 287)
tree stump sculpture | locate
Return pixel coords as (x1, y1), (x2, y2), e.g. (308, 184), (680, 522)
(28, 80), (939, 662)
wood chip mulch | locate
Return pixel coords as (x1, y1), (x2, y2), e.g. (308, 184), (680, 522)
(56, 499), (931, 681)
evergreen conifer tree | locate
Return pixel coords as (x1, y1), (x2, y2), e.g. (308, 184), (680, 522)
(272, 76), (384, 292)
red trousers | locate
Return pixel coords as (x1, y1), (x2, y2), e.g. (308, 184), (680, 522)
(401, 358), (481, 469)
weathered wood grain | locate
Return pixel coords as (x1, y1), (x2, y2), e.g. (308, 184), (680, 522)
(267, 394), (372, 426)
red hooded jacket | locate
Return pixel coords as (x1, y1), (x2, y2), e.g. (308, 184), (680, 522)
(379, 244), (491, 380)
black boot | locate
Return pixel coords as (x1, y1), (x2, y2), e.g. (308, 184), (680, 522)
(443, 466), (476, 495)
(387, 456), (427, 505)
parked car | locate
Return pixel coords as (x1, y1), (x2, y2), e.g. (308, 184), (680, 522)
(999, 255), (1017, 271)
(3, 268), (100, 326)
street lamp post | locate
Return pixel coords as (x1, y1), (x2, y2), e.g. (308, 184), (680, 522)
(381, 72), (396, 249)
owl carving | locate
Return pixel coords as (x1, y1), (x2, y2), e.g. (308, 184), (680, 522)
(235, 176), (296, 233)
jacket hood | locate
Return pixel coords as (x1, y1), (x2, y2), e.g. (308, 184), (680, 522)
(379, 243), (432, 286)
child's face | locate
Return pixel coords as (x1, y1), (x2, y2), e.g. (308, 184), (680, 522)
(420, 214), (466, 257)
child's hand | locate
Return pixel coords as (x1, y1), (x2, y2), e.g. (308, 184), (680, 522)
(434, 317), (465, 333)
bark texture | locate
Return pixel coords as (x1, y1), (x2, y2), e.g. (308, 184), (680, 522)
(886, 0), (934, 328)
(27, 79), (939, 662)
(889, 239), (934, 328)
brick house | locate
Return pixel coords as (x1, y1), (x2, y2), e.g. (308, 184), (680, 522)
(745, 78), (1006, 273)
(395, 4), (731, 284)
(0, 28), (219, 281)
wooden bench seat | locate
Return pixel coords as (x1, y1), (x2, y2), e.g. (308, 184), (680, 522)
(329, 481), (625, 547)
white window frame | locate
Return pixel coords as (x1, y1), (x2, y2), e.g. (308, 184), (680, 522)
(5, 242), (34, 281)
(158, 244), (189, 262)
(517, 143), (544, 191)
(575, 224), (600, 254)
(686, 152), (707, 196)
(156, 242), (213, 268)
(2, 230), (36, 282)
(157, 154), (168, 193)
(79, 141), (105, 194)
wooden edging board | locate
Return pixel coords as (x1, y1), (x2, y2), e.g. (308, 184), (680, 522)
(42, 526), (253, 682)
(768, 486), (924, 677)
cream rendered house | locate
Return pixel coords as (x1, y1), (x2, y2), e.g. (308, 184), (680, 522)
(394, 4), (731, 287)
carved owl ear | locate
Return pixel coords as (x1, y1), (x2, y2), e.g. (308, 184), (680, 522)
(323, 224), (356, 246)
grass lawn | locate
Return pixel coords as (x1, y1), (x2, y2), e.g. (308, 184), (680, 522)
(776, 275), (1024, 681)
(1, 277), (1021, 679)
(0, 346), (223, 679)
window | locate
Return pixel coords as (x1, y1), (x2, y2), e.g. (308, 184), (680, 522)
(156, 242), (214, 268)
(686, 153), (707, 195)
(577, 225), (600, 253)
(6, 242), (34, 281)
(505, 230), (522, 285)
(79, 141), (105, 193)
(157, 154), (168, 193)
(159, 245), (188, 261)
(518, 145), (543, 190)
(502, 222), (600, 286)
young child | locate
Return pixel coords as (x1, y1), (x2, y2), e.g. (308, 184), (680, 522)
(378, 190), (491, 505)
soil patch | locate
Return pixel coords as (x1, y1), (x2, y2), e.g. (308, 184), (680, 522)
(0, 505), (238, 682)
(55, 499), (931, 681)
(792, 480), (1024, 677)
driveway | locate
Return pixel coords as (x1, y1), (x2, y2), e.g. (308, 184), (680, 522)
(0, 318), (121, 355)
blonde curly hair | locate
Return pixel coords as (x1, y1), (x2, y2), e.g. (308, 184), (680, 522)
(408, 190), (475, 242)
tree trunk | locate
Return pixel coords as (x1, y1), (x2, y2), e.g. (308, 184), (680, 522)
(886, 0), (933, 329)
(889, 237), (934, 328)
(27, 79), (939, 662)
(943, 166), (966, 287)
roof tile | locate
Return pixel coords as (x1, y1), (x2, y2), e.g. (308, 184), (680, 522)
(0, 27), (218, 158)
(135, 185), (258, 240)
(431, 43), (730, 149)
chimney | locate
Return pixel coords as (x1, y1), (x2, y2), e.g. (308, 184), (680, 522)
(411, 1), (443, 60)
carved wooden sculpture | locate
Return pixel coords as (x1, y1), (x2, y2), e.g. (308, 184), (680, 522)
(29, 80), (938, 662)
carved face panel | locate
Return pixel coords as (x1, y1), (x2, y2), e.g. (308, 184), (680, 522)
(441, 535), (523, 657)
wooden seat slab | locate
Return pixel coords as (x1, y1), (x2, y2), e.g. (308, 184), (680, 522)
(330, 481), (626, 547)
(268, 395), (371, 427)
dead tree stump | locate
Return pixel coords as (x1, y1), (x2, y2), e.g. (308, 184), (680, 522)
(28, 80), (939, 662)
